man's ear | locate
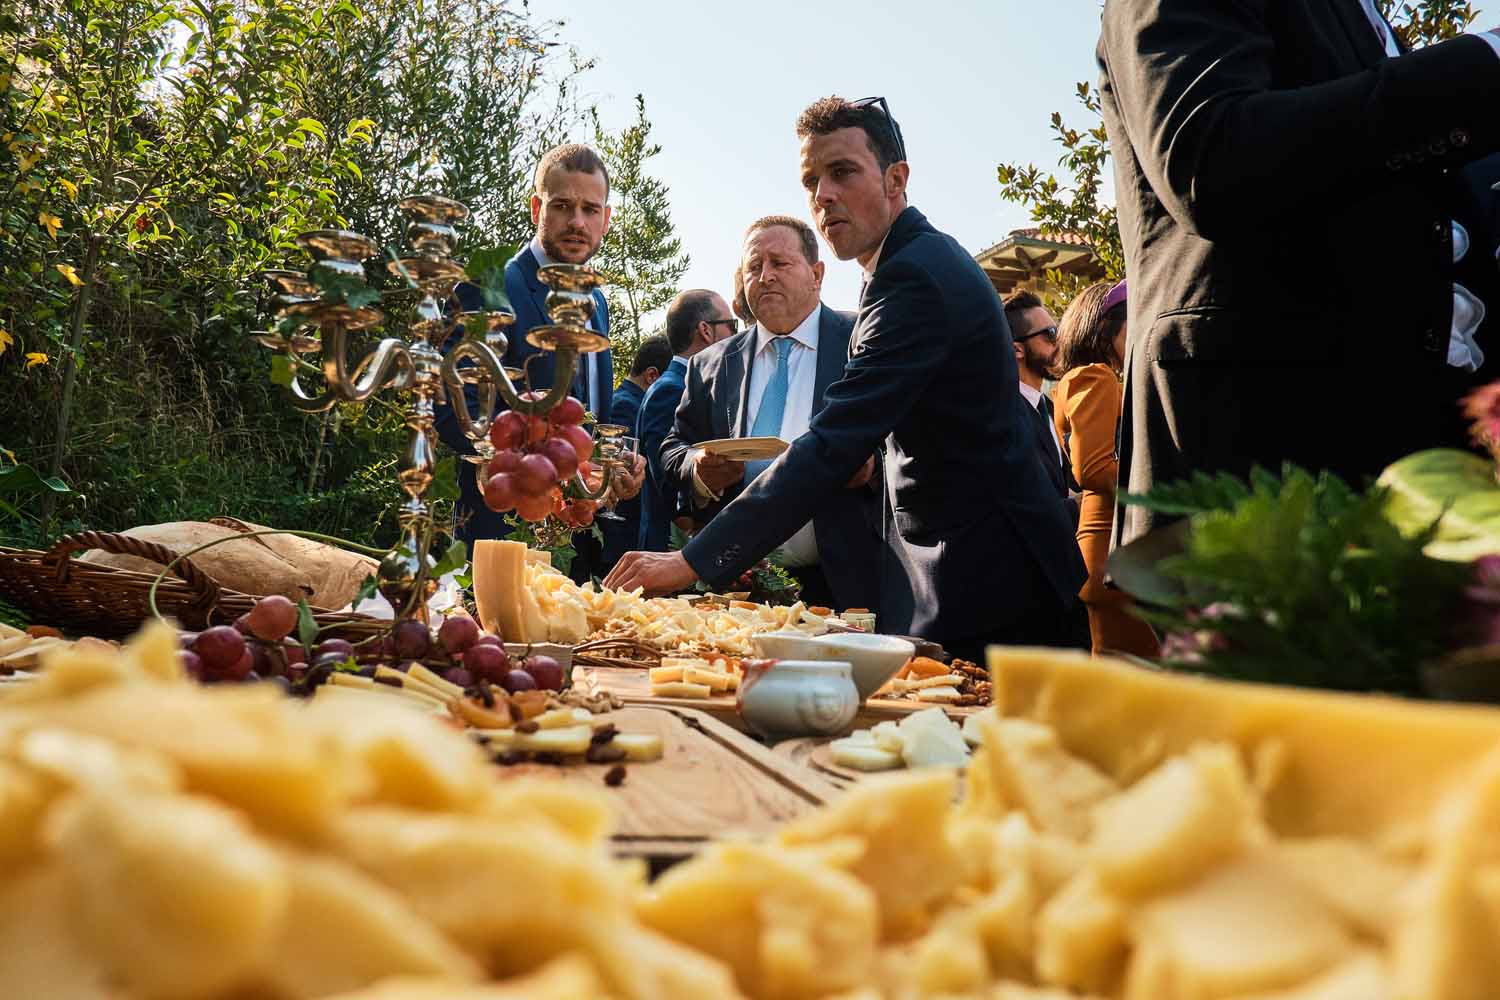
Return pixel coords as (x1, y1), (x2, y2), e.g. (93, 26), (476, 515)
(811, 259), (825, 292)
(529, 194), (542, 227)
(643, 367), (661, 386)
(884, 161), (910, 202)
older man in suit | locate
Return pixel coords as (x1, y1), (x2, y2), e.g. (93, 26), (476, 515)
(608, 100), (1086, 659)
(1098, 1), (1500, 547)
(635, 290), (737, 553)
(652, 216), (883, 613)
(435, 142), (643, 582)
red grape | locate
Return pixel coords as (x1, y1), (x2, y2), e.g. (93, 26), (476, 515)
(192, 625), (247, 674)
(483, 472), (519, 513)
(391, 620), (432, 660)
(560, 425), (595, 465)
(548, 396), (585, 427)
(178, 631), (199, 650)
(525, 415), (549, 445)
(180, 650), (204, 680)
(221, 647), (254, 682)
(486, 450), (521, 478)
(247, 594), (298, 642)
(525, 655), (564, 691)
(247, 642), (273, 679)
(473, 632), (504, 648)
(444, 667), (474, 688)
(464, 642), (510, 684)
(489, 411), (528, 450)
(539, 437), (579, 480)
(233, 613), (254, 636)
(515, 453), (559, 494)
(514, 493), (553, 522)
(282, 641), (307, 666)
(316, 638), (355, 660)
(501, 668), (537, 693)
(438, 614), (480, 655)
(571, 500), (597, 528)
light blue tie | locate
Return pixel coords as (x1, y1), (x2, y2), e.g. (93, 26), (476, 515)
(745, 337), (793, 483)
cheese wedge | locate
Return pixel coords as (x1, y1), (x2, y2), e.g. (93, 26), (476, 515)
(650, 681), (713, 699)
(917, 686), (962, 703)
(472, 539), (528, 641)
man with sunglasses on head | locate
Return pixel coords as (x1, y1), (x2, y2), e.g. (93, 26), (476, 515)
(607, 100), (1087, 660)
(634, 290), (738, 554)
(643, 216), (882, 613)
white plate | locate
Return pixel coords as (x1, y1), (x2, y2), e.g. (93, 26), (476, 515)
(698, 437), (789, 461)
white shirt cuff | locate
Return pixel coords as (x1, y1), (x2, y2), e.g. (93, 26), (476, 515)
(1471, 29), (1500, 60)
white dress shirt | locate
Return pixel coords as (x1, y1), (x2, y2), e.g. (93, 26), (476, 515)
(1354, 0), (1496, 371)
(529, 236), (602, 411)
(743, 306), (823, 567)
(1018, 381), (1064, 469)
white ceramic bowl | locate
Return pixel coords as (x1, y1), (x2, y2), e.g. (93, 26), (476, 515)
(750, 631), (915, 700)
(737, 659), (859, 739)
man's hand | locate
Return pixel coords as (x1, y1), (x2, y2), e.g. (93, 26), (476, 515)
(609, 453), (646, 501)
(603, 550), (699, 596)
(694, 450), (745, 495)
(846, 455), (876, 489)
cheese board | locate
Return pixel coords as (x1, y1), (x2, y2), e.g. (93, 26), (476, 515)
(503, 704), (842, 865)
(572, 665), (982, 733)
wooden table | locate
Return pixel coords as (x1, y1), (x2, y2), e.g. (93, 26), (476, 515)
(573, 665), (982, 734)
(504, 704), (843, 869)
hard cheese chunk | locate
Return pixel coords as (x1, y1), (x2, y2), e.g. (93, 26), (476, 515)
(1089, 743), (1260, 897)
(1126, 853), (1352, 1000)
(963, 713), (1117, 839)
(1036, 871), (1128, 994)
(473, 538), (529, 641)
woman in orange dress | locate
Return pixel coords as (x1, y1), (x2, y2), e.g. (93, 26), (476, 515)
(1052, 280), (1159, 657)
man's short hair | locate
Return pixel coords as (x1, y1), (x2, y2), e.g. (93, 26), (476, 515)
(631, 334), (672, 377)
(744, 215), (819, 266)
(533, 143), (610, 199)
(663, 289), (723, 355)
(795, 96), (904, 173)
(1002, 289), (1044, 339)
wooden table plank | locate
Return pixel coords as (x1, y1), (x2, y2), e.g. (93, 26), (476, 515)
(501, 705), (842, 863)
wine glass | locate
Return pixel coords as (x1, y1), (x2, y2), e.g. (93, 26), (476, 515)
(591, 424), (629, 522)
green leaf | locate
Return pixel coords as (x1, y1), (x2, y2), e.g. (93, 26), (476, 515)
(452, 571), (472, 589)
(1120, 468), (1252, 517)
(430, 538), (468, 579)
(353, 574), (380, 606)
(295, 117), (326, 139)
(269, 354), (294, 387)
(1378, 448), (1500, 561)
(0, 462), (73, 497)
(464, 243), (518, 312)
(297, 597), (318, 650)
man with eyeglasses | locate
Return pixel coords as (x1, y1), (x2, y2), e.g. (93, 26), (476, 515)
(1003, 290), (1079, 521)
(648, 215), (882, 612)
(634, 290), (739, 553)
(607, 100), (1087, 659)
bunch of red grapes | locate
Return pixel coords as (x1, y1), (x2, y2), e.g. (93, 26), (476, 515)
(482, 393), (599, 526)
(178, 595), (564, 696)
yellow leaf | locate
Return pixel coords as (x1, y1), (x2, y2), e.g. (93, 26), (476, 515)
(54, 263), (82, 286)
(17, 149), (41, 172)
(0, 446), (14, 465)
(38, 211), (61, 239)
(58, 178), (77, 200)
(24, 353), (48, 370)
(0, 329), (12, 355)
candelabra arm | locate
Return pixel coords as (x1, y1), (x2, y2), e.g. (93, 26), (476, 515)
(323, 325), (415, 402)
(572, 461), (615, 501)
(496, 347), (580, 416)
(438, 340), (502, 441)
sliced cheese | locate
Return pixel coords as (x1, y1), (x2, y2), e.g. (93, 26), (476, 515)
(684, 666), (734, 692)
(830, 740), (903, 772)
(650, 681), (713, 700)
(613, 732), (664, 762)
(917, 685), (962, 704)
(649, 665), (683, 685)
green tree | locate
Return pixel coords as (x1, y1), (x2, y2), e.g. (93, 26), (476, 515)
(997, 1), (1477, 309)
(591, 94), (689, 378)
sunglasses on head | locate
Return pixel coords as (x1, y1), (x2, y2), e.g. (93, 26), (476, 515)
(852, 96), (908, 165)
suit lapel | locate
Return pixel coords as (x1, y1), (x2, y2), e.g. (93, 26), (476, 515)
(812, 305), (847, 418)
(729, 327), (757, 437)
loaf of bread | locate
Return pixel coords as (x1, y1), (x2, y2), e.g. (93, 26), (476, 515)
(222, 518), (379, 609)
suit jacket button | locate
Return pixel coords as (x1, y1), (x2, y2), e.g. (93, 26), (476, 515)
(1424, 329), (1443, 353)
(1429, 140), (1449, 157)
(1433, 220), (1450, 243)
(1451, 128), (1471, 148)
(1385, 154), (1405, 172)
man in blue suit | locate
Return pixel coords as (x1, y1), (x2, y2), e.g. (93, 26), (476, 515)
(435, 143), (643, 583)
(608, 98), (1086, 660)
(599, 334), (671, 573)
(635, 289), (737, 553)
(655, 216), (883, 613)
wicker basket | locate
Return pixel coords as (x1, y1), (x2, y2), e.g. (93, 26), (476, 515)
(0, 530), (383, 639)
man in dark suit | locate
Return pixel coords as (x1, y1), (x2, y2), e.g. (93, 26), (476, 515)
(434, 142), (643, 582)
(635, 290), (737, 553)
(1003, 289), (1080, 525)
(655, 216), (883, 613)
(608, 99), (1087, 659)
(600, 334), (672, 572)
(1098, 2), (1500, 546)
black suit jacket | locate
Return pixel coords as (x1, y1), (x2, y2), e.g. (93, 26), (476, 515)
(635, 357), (689, 553)
(1026, 392), (1081, 526)
(661, 306), (883, 613)
(1099, 0), (1500, 545)
(433, 246), (612, 581)
(680, 210), (1086, 647)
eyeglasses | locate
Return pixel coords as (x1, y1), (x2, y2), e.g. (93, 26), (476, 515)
(852, 96), (908, 165)
(1016, 325), (1058, 344)
(705, 318), (739, 334)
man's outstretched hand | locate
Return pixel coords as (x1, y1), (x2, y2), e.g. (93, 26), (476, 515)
(603, 549), (699, 596)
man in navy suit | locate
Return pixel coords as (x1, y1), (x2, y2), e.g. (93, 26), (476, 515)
(599, 334), (671, 573)
(608, 99), (1087, 658)
(655, 215), (882, 613)
(635, 290), (737, 553)
(1003, 290), (1080, 526)
(435, 143), (643, 582)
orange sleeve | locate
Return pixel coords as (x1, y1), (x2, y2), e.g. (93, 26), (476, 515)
(1057, 366), (1123, 497)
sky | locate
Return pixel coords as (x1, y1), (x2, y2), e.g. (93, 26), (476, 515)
(543, 0), (1109, 324)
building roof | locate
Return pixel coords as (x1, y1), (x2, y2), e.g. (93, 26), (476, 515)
(974, 228), (1103, 295)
